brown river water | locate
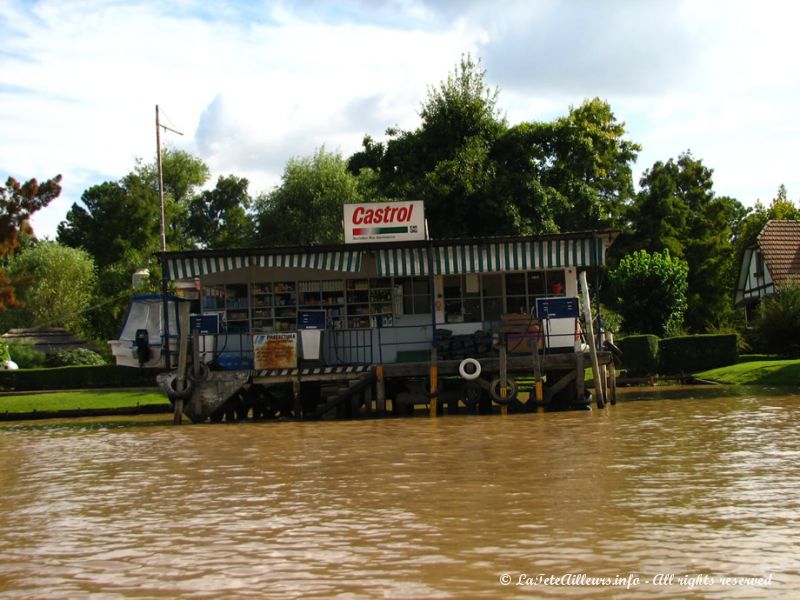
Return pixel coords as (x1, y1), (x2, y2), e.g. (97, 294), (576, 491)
(1, 386), (799, 599)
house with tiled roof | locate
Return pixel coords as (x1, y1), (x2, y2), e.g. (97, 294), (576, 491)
(735, 220), (800, 321)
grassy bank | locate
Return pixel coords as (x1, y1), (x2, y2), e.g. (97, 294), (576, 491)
(694, 355), (800, 386)
(0, 390), (170, 415)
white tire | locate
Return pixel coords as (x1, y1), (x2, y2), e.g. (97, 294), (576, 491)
(458, 357), (482, 381)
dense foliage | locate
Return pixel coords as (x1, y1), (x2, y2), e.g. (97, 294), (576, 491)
(752, 283), (800, 356)
(0, 242), (96, 336)
(0, 175), (62, 311)
(610, 250), (689, 337)
(47, 348), (107, 367)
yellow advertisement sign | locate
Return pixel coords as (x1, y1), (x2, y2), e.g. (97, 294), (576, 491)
(253, 333), (297, 370)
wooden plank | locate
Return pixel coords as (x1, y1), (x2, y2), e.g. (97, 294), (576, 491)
(544, 369), (577, 402)
(576, 351), (585, 403)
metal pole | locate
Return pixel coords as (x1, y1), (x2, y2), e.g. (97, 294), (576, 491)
(156, 105), (170, 369)
(427, 242), (438, 417)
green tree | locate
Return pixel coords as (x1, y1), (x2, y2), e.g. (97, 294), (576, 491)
(0, 175), (62, 311)
(753, 283), (800, 356)
(610, 249), (689, 337)
(541, 98), (640, 231)
(624, 153), (745, 331)
(187, 175), (254, 248)
(57, 150), (210, 340)
(0, 242), (96, 336)
(57, 149), (210, 261)
(349, 55), (511, 237)
(254, 148), (360, 246)
(348, 58), (639, 237)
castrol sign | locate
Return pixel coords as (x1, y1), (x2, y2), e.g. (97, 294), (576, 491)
(343, 201), (426, 244)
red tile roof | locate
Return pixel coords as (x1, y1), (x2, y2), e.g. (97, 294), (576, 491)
(757, 220), (800, 289)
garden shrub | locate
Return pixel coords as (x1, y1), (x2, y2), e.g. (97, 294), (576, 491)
(753, 283), (800, 356)
(659, 334), (739, 375)
(0, 365), (164, 391)
(617, 335), (659, 376)
(47, 347), (107, 367)
(7, 343), (47, 368)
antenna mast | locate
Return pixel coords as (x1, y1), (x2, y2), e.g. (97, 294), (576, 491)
(155, 105), (183, 252)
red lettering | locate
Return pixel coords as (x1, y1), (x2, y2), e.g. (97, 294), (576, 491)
(353, 206), (365, 224)
(407, 203), (414, 222)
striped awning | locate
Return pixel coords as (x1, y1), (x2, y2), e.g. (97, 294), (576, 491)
(166, 255), (251, 280)
(374, 238), (606, 277)
(252, 250), (362, 272)
(165, 250), (362, 280)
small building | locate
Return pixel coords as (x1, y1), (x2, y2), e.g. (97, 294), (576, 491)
(161, 231), (616, 368)
(735, 220), (800, 322)
(115, 202), (618, 422)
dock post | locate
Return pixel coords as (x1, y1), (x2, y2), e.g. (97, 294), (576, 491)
(429, 347), (438, 418)
(605, 331), (618, 405)
(499, 338), (508, 415)
(292, 379), (302, 419)
(578, 271), (605, 408)
(173, 301), (191, 425)
(576, 351), (585, 404)
(376, 365), (386, 415)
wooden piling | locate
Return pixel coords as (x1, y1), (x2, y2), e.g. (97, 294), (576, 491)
(604, 331), (618, 405)
(173, 302), (191, 425)
(292, 379), (302, 418)
(578, 271), (605, 408)
(499, 339), (508, 415)
(376, 365), (386, 415)
(429, 347), (438, 418)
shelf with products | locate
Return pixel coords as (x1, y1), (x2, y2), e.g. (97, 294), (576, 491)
(347, 316), (371, 329)
(273, 318), (296, 332)
(273, 279), (297, 308)
(202, 285), (226, 311)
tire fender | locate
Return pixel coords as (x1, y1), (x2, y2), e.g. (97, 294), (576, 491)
(489, 377), (517, 405)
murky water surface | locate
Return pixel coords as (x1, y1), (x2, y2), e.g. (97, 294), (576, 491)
(1, 386), (799, 598)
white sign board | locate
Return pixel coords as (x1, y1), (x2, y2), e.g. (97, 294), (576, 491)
(343, 201), (426, 244)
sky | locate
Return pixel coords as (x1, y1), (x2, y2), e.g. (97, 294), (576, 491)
(2, 0), (799, 240)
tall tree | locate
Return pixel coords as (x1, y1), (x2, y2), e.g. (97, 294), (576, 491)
(57, 150), (210, 340)
(625, 153), (745, 331)
(348, 59), (638, 238)
(254, 148), (360, 246)
(349, 55), (511, 237)
(187, 175), (254, 249)
(0, 175), (62, 311)
(58, 149), (211, 264)
(544, 99), (640, 231)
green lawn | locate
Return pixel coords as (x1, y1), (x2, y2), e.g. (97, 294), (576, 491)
(694, 356), (800, 386)
(0, 390), (170, 414)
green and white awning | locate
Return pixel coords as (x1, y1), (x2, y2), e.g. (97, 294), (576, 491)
(166, 250), (363, 280)
(252, 251), (362, 272)
(166, 255), (251, 279)
(374, 238), (606, 277)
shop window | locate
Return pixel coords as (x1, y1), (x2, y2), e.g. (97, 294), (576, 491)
(482, 274), (503, 322)
(505, 273), (528, 314)
(399, 276), (431, 315)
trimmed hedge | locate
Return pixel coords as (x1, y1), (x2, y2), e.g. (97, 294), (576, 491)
(659, 334), (739, 375)
(0, 365), (164, 391)
(617, 335), (660, 376)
